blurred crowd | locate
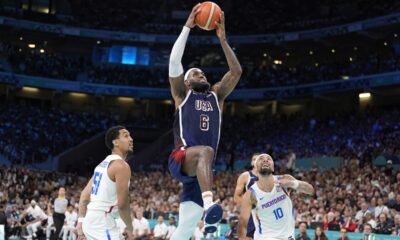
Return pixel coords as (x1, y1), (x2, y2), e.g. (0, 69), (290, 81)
(217, 106), (400, 167)
(0, 161), (399, 239)
(1, 0), (400, 34)
(1, 40), (399, 88)
(0, 103), (119, 164)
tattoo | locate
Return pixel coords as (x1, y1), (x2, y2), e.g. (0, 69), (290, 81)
(250, 191), (257, 209)
(78, 199), (90, 217)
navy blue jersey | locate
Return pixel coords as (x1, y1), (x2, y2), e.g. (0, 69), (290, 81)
(173, 90), (221, 152)
(245, 170), (258, 191)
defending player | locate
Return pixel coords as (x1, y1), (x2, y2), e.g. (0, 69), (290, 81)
(76, 126), (134, 240)
(234, 153), (260, 238)
(238, 154), (314, 240)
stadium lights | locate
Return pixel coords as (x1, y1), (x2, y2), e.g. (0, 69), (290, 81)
(273, 60), (282, 65)
(349, 57), (353, 62)
(309, 50), (313, 55)
(96, 40), (101, 44)
(315, 63), (319, 67)
(331, 49), (335, 53)
(22, 87), (39, 92)
(70, 92), (87, 98)
(263, 53), (267, 57)
(28, 44), (36, 48)
(19, 37), (23, 41)
(117, 97), (134, 102)
(285, 52), (290, 57)
(384, 42), (388, 46)
(40, 49), (45, 53)
(353, 46), (358, 51)
(395, 33), (398, 38)
(359, 92), (371, 99)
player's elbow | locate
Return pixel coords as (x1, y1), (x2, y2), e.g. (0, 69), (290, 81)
(231, 66), (242, 77)
(117, 200), (129, 210)
(307, 185), (315, 195)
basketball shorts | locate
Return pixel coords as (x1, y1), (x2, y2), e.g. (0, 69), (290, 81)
(83, 210), (121, 240)
(168, 147), (203, 207)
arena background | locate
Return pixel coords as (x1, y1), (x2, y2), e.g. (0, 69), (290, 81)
(0, 0), (400, 239)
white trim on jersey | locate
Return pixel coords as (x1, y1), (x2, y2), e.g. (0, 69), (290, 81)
(245, 171), (251, 191)
(210, 91), (222, 155)
(178, 90), (192, 147)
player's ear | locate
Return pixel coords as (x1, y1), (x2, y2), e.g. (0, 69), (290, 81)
(184, 79), (190, 87)
(112, 139), (119, 148)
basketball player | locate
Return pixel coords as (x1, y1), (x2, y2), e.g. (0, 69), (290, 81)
(238, 154), (314, 240)
(168, 3), (242, 238)
(234, 153), (260, 238)
(76, 126), (134, 240)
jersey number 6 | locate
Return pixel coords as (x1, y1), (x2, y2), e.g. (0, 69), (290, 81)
(200, 114), (209, 131)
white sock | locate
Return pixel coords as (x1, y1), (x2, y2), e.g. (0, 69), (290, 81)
(202, 191), (213, 210)
(170, 201), (203, 240)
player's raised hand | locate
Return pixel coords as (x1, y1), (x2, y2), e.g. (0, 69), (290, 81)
(215, 11), (226, 40)
(76, 222), (86, 240)
(185, 3), (201, 28)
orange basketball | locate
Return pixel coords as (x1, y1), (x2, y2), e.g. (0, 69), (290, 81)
(195, 2), (222, 31)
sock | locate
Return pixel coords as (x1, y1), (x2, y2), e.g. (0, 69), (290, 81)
(202, 191), (213, 210)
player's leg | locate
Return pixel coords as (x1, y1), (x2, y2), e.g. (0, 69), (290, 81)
(170, 201), (203, 240)
(183, 146), (223, 225)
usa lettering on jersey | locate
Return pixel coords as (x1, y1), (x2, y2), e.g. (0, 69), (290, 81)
(195, 100), (213, 112)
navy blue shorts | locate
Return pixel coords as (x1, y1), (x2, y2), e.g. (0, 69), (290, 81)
(168, 147), (203, 207)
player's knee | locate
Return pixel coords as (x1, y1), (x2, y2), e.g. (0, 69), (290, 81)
(199, 146), (214, 158)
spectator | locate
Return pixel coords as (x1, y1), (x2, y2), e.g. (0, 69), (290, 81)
(22, 200), (48, 239)
(361, 223), (374, 240)
(133, 210), (150, 240)
(355, 203), (371, 225)
(314, 226), (328, 240)
(374, 198), (389, 219)
(338, 228), (349, 240)
(296, 222), (311, 240)
(166, 217), (177, 239)
(61, 205), (77, 240)
(153, 215), (168, 239)
(364, 212), (377, 229)
(374, 213), (393, 235)
(392, 214), (400, 236)
(341, 207), (357, 232)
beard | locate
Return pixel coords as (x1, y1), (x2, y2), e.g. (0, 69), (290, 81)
(191, 81), (211, 92)
(259, 167), (273, 176)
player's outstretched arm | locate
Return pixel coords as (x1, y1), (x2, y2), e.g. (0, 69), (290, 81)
(212, 12), (242, 101)
(77, 176), (94, 240)
(238, 190), (256, 239)
(233, 172), (247, 205)
(280, 175), (315, 195)
(169, 4), (201, 106)
(113, 160), (134, 234)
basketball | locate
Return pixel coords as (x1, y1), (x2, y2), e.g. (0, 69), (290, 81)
(195, 2), (222, 31)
